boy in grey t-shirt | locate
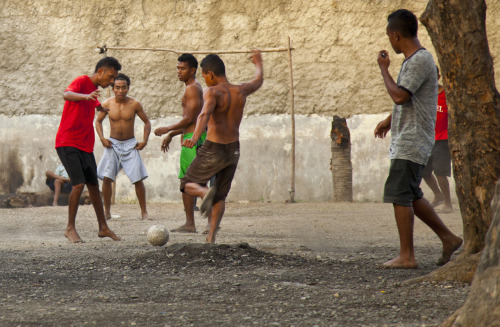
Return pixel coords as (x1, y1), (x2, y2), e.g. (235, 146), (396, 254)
(374, 9), (462, 269)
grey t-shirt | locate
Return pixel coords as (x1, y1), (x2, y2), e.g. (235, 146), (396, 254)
(390, 48), (437, 166)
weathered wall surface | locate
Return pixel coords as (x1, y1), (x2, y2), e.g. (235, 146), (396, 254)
(1, 0), (499, 118)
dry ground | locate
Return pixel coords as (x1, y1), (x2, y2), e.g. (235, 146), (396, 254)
(0, 201), (468, 326)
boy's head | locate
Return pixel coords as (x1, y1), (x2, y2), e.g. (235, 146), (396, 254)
(94, 57), (122, 88)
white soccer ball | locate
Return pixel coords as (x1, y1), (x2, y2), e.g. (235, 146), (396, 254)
(147, 225), (169, 246)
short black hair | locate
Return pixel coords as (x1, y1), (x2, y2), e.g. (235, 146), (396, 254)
(95, 56), (122, 73)
(112, 73), (130, 87)
(387, 9), (418, 38)
(178, 53), (198, 71)
(200, 54), (226, 77)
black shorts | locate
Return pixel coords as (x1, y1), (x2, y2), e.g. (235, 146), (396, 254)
(383, 159), (424, 207)
(56, 146), (99, 185)
(422, 140), (451, 178)
(180, 140), (240, 204)
(46, 179), (73, 194)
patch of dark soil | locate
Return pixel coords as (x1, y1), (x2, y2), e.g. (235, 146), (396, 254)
(0, 243), (469, 326)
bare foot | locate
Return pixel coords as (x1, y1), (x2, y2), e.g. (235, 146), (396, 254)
(437, 237), (463, 265)
(105, 213), (112, 220)
(436, 206), (454, 214)
(380, 257), (418, 269)
(141, 212), (151, 220)
(205, 228), (220, 244)
(431, 198), (444, 208)
(52, 202), (58, 207)
(170, 224), (197, 233)
(98, 228), (121, 241)
(200, 187), (216, 217)
(202, 225), (220, 235)
(65, 228), (84, 243)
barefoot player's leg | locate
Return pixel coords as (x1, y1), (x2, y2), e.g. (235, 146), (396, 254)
(86, 183), (121, 241)
(171, 193), (197, 233)
(53, 178), (64, 206)
(412, 197), (462, 265)
(134, 180), (149, 220)
(206, 200), (225, 244)
(65, 183), (85, 243)
(101, 177), (113, 220)
(184, 182), (209, 199)
(382, 204), (418, 269)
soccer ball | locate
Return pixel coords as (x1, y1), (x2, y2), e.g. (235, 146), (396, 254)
(147, 225), (169, 246)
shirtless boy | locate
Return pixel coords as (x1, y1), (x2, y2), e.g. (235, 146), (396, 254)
(181, 50), (264, 243)
(55, 56), (121, 243)
(96, 73), (151, 220)
(154, 54), (206, 233)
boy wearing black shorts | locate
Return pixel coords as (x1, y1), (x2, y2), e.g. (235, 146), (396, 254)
(374, 10), (461, 268)
(55, 57), (122, 243)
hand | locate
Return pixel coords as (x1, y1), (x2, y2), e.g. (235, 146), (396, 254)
(374, 119), (391, 139)
(96, 105), (109, 113)
(87, 90), (101, 101)
(101, 138), (112, 148)
(249, 50), (262, 66)
(182, 138), (196, 149)
(135, 142), (147, 150)
(161, 134), (173, 153)
(154, 126), (169, 136)
(377, 50), (390, 70)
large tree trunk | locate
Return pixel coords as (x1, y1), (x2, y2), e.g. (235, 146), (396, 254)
(442, 179), (500, 326)
(421, 0), (500, 257)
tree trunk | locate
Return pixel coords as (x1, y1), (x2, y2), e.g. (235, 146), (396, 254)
(330, 115), (353, 202)
(442, 179), (500, 326)
(421, 0), (500, 256)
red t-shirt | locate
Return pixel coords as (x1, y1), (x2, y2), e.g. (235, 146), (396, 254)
(435, 90), (448, 140)
(55, 75), (101, 153)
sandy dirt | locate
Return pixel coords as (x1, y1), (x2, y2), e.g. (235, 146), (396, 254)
(0, 201), (468, 326)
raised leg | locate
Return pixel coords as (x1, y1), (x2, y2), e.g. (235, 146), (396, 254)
(134, 180), (149, 220)
(65, 183), (85, 243)
(86, 183), (120, 241)
(102, 177), (113, 220)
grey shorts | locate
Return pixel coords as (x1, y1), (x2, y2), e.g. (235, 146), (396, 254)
(422, 140), (451, 178)
(383, 159), (424, 207)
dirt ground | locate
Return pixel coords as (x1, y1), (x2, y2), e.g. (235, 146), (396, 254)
(0, 201), (468, 326)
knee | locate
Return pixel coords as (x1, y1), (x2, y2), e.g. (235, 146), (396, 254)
(72, 183), (85, 192)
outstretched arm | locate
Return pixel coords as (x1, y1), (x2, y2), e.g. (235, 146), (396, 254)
(182, 88), (217, 148)
(241, 50), (264, 96)
(161, 129), (183, 153)
(377, 51), (410, 105)
(135, 103), (151, 150)
(63, 90), (100, 102)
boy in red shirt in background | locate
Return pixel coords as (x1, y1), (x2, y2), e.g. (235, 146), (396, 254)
(423, 67), (454, 213)
(56, 57), (122, 243)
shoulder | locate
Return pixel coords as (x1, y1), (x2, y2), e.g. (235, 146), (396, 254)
(102, 97), (114, 107)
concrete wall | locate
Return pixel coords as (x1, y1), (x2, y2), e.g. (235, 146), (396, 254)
(0, 113), (456, 203)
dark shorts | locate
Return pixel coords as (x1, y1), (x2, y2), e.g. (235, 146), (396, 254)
(46, 179), (72, 194)
(180, 140), (240, 204)
(383, 159), (424, 207)
(56, 146), (98, 185)
(422, 140), (451, 178)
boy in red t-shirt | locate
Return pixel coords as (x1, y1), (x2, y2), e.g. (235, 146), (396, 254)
(422, 67), (454, 213)
(56, 57), (122, 243)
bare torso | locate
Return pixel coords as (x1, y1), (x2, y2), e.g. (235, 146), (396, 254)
(182, 82), (204, 135)
(105, 97), (140, 140)
(206, 84), (247, 144)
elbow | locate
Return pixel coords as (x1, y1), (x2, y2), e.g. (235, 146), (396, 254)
(393, 95), (410, 105)
(63, 92), (69, 100)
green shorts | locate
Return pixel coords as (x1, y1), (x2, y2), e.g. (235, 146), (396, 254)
(178, 132), (207, 179)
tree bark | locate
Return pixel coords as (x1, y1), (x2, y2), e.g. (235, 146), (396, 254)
(330, 115), (353, 202)
(442, 179), (500, 326)
(421, 0), (500, 256)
